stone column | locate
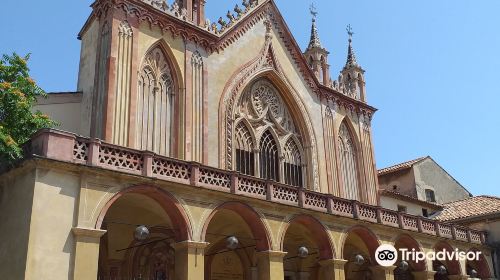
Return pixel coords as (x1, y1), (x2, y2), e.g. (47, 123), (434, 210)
(172, 241), (209, 280)
(370, 265), (396, 280)
(72, 227), (107, 280)
(319, 259), (348, 280)
(412, 271), (436, 280)
(256, 251), (287, 280)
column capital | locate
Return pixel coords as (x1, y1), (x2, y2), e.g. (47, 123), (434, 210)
(256, 250), (288, 260)
(171, 240), (209, 250)
(72, 227), (107, 238)
(319, 259), (348, 267)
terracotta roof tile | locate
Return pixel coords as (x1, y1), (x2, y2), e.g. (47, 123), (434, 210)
(379, 189), (443, 210)
(434, 196), (500, 221)
(378, 157), (428, 176)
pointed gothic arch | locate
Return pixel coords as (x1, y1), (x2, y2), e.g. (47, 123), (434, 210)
(136, 41), (183, 157)
(234, 119), (256, 176)
(219, 41), (320, 190)
(338, 118), (362, 200)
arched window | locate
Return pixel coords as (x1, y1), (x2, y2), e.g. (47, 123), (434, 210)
(339, 121), (359, 200)
(283, 138), (303, 187)
(137, 46), (174, 156)
(259, 130), (279, 182)
(234, 79), (307, 187)
(235, 122), (255, 176)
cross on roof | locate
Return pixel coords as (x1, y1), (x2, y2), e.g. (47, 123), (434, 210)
(346, 24), (354, 39)
(310, 3), (318, 19)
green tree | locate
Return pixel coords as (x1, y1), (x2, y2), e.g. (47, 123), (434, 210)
(0, 53), (56, 164)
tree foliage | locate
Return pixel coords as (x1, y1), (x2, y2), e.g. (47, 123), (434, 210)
(0, 53), (56, 164)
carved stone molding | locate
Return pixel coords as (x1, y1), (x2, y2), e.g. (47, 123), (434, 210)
(219, 31), (320, 190)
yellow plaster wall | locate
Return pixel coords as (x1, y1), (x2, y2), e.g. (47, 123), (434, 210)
(0, 168), (36, 279)
(24, 167), (80, 280)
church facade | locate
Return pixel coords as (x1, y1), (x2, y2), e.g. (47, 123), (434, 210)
(0, 0), (495, 279)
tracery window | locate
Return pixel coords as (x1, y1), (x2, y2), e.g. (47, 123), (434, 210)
(234, 79), (305, 187)
(339, 121), (360, 200)
(235, 122), (255, 176)
(137, 46), (174, 156)
(283, 138), (303, 187)
(259, 130), (279, 181)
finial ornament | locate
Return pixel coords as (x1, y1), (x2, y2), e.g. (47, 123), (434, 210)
(310, 3), (318, 19)
(346, 24), (354, 41)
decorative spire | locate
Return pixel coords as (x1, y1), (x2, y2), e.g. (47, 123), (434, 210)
(345, 24), (360, 68)
(307, 3), (323, 50)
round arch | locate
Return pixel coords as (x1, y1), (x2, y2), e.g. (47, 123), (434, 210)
(201, 201), (272, 251)
(393, 234), (426, 271)
(341, 225), (381, 260)
(433, 241), (462, 275)
(280, 214), (335, 260)
(96, 185), (192, 242)
(466, 248), (492, 278)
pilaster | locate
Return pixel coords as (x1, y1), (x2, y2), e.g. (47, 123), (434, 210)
(255, 250), (287, 280)
(319, 259), (348, 280)
(171, 241), (209, 280)
(369, 265), (396, 280)
(71, 227), (107, 280)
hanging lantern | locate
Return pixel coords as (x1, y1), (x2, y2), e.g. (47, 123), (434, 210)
(398, 260), (409, 271)
(437, 265), (447, 275)
(297, 246), (309, 258)
(354, 254), (365, 266)
(134, 225), (150, 241)
(226, 236), (239, 250)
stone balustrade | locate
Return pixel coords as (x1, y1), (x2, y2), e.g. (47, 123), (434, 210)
(27, 129), (487, 245)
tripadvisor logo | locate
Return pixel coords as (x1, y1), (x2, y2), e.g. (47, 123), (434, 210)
(375, 244), (398, 266)
(375, 244), (482, 267)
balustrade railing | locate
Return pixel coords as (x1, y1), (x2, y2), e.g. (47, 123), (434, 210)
(26, 129), (487, 245)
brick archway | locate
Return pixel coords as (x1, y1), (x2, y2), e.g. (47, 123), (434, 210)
(433, 241), (462, 275)
(394, 234), (426, 271)
(96, 184), (192, 242)
(280, 214), (335, 260)
(341, 225), (381, 260)
(467, 248), (492, 278)
(201, 201), (271, 251)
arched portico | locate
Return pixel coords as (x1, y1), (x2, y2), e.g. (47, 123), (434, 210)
(341, 226), (381, 280)
(393, 234), (426, 280)
(280, 214), (336, 280)
(93, 185), (199, 280)
(432, 242), (462, 280)
(201, 201), (276, 280)
(466, 248), (492, 279)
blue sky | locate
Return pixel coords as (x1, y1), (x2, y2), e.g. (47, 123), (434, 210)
(1, 0), (499, 196)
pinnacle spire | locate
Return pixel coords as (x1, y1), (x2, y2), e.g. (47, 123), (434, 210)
(307, 3), (323, 50)
(345, 24), (360, 69)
